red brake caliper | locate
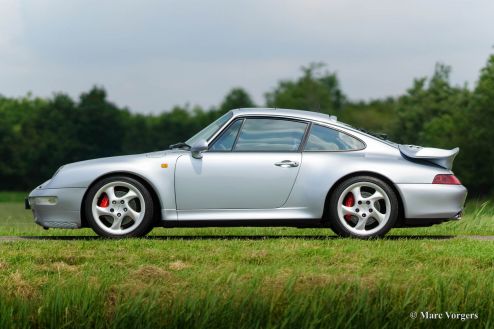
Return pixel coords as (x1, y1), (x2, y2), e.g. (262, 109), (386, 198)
(343, 193), (355, 221)
(99, 193), (109, 208)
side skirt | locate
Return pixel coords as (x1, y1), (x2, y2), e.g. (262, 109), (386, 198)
(161, 219), (326, 228)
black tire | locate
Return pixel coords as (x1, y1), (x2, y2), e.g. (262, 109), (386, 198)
(84, 176), (155, 238)
(328, 176), (398, 239)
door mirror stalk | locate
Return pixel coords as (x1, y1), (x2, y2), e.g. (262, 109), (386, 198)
(191, 139), (208, 159)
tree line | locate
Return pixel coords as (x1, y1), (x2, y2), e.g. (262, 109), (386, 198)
(1, 55), (493, 196)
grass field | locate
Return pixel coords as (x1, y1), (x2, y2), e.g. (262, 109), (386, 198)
(1, 194), (493, 328)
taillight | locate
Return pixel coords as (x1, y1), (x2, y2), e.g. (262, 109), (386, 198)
(432, 174), (461, 185)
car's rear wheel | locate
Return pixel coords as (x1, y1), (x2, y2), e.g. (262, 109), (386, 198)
(85, 176), (154, 238)
(328, 176), (398, 238)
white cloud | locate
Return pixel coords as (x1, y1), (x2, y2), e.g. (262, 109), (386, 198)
(0, 0), (25, 62)
(0, 0), (493, 111)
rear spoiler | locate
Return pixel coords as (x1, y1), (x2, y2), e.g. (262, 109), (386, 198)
(398, 145), (459, 170)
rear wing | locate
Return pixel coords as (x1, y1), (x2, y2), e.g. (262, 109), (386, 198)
(398, 145), (459, 170)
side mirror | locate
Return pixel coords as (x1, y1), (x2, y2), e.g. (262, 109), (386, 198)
(190, 139), (208, 159)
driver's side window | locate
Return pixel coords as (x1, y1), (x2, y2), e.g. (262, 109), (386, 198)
(210, 117), (308, 152)
(209, 119), (243, 151)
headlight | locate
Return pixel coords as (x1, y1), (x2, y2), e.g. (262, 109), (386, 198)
(29, 197), (58, 206)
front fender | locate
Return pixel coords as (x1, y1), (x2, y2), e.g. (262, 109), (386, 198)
(44, 152), (180, 211)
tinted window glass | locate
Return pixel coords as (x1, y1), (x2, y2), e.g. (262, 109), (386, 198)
(234, 118), (307, 151)
(304, 124), (364, 151)
(186, 112), (232, 146)
(209, 119), (243, 151)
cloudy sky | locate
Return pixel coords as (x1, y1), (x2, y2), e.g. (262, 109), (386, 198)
(1, 0), (493, 113)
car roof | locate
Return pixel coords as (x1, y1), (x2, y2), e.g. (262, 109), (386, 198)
(231, 108), (341, 126)
(230, 107), (398, 149)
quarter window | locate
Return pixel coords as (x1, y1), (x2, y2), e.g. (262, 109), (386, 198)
(304, 124), (364, 151)
(234, 118), (307, 152)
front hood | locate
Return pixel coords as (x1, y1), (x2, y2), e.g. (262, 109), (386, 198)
(62, 153), (150, 170)
(399, 144), (459, 170)
(62, 149), (186, 169)
(45, 149), (187, 189)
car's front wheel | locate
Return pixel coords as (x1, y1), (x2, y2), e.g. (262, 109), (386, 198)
(328, 176), (398, 238)
(84, 176), (155, 238)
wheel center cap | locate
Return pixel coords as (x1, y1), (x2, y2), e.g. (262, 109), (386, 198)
(359, 203), (371, 216)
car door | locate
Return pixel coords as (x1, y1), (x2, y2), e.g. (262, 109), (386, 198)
(174, 117), (308, 210)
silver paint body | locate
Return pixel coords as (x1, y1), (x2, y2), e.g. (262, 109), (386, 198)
(28, 108), (467, 229)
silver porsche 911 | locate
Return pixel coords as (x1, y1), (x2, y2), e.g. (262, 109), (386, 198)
(26, 108), (467, 238)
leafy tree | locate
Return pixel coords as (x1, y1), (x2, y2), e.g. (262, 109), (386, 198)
(339, 98), (397, 135)
(1, 57), (494, 195)
(121, 113), (155, 154)
(389, 63), (476, 187)
(391, 63), (466, 145)
(265, 63), (345, 114)
(153, 106), (197, 149)
(459, 54), (494, 193)
(74, 87), (126, 159)
(18, 93), (79, 186)
(0, 95), (49, 188)
(219, 88), (256, 113)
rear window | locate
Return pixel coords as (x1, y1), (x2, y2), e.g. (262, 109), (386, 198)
(304, 124), (364, 151)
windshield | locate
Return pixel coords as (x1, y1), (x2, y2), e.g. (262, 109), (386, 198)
(186, 112), (233, 146)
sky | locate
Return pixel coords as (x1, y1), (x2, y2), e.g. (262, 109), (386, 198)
(0, 0), (493, 114)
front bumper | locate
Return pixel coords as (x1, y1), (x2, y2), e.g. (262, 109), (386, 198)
(28, 187), (87, 229)
(396, 183), (467, 219)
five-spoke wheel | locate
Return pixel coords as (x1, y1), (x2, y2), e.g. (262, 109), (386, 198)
(329, 176), (398, 238)
(85, 176), (154, 237)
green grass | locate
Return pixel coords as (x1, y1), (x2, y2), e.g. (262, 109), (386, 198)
(1, 194), (494, 328)
(0, 191), (27, 203)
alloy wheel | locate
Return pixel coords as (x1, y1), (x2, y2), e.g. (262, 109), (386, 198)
(91, 181), (145, 235)
(336, 181), (391, 236)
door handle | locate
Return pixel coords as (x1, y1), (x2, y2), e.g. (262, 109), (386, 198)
(274, 160), (299, 168)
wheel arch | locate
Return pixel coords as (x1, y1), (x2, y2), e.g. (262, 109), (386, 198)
(322, 171), (405, 225)
(80, 171), (163, 227)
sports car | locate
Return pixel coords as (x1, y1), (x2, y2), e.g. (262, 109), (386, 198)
(26, 108), (467, 238)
